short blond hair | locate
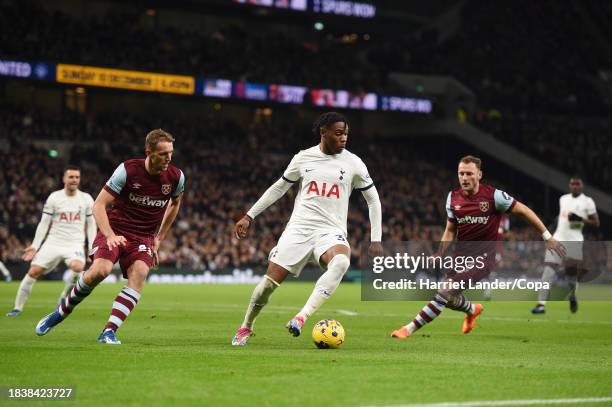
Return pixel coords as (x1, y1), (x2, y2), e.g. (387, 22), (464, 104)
(459, 155), (482, 170)
(145, 129), (175, 152)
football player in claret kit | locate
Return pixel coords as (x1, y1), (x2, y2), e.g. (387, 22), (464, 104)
(531, 176), (599, 314)
(7, 166), (96, 317)
(391, 155), (565, 338)
(231, 112), (382, 346)
(35, 129), (185, 344)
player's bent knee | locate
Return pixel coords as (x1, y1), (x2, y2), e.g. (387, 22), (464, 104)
(541, 264), (557, 281)
(95, 267), (113, 279)
(445, 292), (462, 307)
(126, 261), (151, 287)
(263, 274), (281, 287)
(266, 262), (289, 285)
(89, 259), (114, 279)
(129, 260), (150, 275)
(69, 261), (85, 273)
(436, 289), (452, 301)
(27, 266), (45, 279)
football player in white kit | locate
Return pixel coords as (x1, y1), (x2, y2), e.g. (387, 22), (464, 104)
(532, 177), (599, 314)
(231, 112), (382, 346)
(7, 166), (97, 316)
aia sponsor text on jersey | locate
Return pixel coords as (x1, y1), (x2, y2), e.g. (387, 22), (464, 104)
(58, 211), (82, 223)
(306, 180), (340, 199)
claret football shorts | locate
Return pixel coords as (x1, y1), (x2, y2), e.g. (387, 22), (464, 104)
(90, 231), (154, 278)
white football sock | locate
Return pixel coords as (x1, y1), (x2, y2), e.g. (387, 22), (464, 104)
(538, 265), (557, 305)
(241, 275), (279, 329)
(14, 275), (37, 311)
(297, 254), (350, 321)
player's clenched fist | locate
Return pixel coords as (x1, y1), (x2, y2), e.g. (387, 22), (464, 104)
(234, 215), (252, 240)
(106, 235), (127, 250)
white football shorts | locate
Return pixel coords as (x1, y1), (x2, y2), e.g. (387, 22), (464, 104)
(31, 243), (86, 273)
(544, 240), (583, 265)
(268, 228), (350, 276)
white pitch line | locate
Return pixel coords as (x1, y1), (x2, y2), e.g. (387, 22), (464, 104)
(336, 309), (359, 316)
(365, 396), (612, 407)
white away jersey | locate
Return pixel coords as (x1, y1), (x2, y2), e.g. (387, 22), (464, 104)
(282, 146), (373, 235)
(42, 189), (94, 246)
(553, 193), (597, 241)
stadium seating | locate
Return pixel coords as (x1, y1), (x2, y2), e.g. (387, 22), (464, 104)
(0, 105), (548, 271)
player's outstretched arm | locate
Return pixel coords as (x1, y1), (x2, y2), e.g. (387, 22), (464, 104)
(360, 185), (383, 256)
(436, 220), (457, 257)
(93, 189), (126, 250)
(23, 213), (52, 261)
(234, 177), (293, 240)
(86, 212), (97, 252)
(510, 201), (566, 257)
(157, 193), (182, 242)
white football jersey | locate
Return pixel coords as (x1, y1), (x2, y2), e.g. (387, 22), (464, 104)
(282, 145), (373, 236)
(42, 189), (95, 246)
(553, 193), (597, 241)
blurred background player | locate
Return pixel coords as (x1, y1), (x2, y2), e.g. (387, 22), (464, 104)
(6, 166), (96, 317)
(35, 129), (185, 344)
(0, 260), (12, 282)
(391, 156), (565, 338)
(531, 176), (599, 314)
(231, 111), (382, 346)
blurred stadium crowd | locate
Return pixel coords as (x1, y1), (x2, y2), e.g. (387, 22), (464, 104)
(0, 0), (609, 273)
(1, 105), (550, 271)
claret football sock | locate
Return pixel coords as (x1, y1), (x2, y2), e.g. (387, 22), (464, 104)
(406, 293), (448, 335)
(446, 294), (474, 314)
(58, 275), (93, 317)
(104, 287), (141, 331)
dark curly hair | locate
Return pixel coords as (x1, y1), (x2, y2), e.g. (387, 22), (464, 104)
(311, 112), (349, 138)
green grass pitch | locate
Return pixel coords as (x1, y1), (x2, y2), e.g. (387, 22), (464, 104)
(1, 282), (611, 406)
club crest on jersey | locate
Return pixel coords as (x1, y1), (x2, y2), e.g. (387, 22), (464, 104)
(339, 169), (345, 180)
(161, 184), (172, 195)
(479, 201), (489, 212)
